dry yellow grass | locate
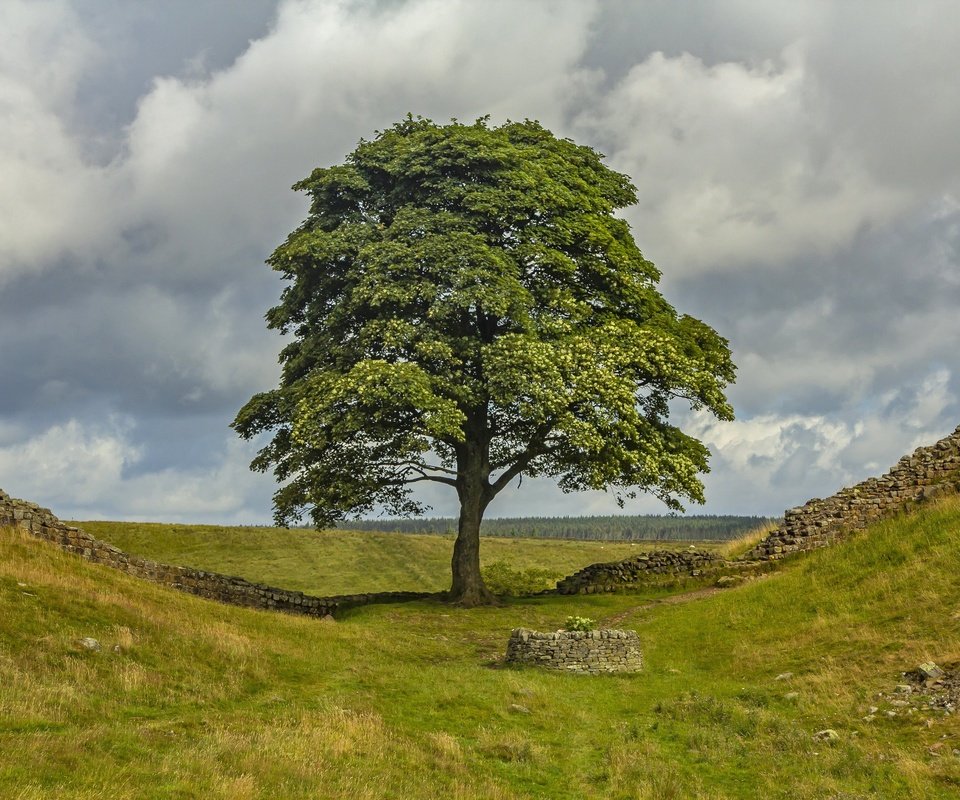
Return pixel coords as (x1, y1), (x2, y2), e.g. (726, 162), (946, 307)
(717, 518), (780, 559)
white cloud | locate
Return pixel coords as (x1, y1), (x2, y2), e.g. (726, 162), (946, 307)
(1, 0), (602, 287)
(0, 0), (97, 106)
(0, 1), (122, 280)
(0, 416), (139, 505)
(118, 0), (603, 278)
(0, 417), (275, 524)
(574, 46), (907, 273)
(688, 368), (956, 514)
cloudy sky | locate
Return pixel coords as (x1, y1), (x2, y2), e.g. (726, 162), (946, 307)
(2, 0), (958, 524)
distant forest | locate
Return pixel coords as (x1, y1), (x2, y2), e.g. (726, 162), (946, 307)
(340, 515), (775, 541)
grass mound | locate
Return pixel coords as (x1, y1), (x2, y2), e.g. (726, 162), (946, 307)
(74, 520), (692, 596)
(2, 498), (959, 798)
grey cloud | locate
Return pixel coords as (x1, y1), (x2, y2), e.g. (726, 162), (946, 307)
(1, 0), (606, 520)
(70, 0), (281, 158)
(668, 201), (960, 423)
(0, 273), (283, 418)
(803, 2), (960, 193)
(584, 0), (820, 83)
(2, 0), (959, 523)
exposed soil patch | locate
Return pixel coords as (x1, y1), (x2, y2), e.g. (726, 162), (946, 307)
(867, 662), (960, 725)
(903, 663), (960, 713)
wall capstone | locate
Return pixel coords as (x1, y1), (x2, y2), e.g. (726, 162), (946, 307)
(0, 488), (434, 617)
(505, 628), (643, 673)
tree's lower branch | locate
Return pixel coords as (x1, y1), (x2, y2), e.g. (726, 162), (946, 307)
(487, 421), (555, 496)
(384, 475), (458, 487)
(382, 459), (457, 475)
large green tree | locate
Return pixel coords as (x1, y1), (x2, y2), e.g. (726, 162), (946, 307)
(233, 117), (735, 606)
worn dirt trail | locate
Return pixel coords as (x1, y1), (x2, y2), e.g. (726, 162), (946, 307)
(601, 572), (775, 627)
(601, 586), (723, 628)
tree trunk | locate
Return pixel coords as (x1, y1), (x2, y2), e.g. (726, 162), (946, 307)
(450, 464), (494, 606)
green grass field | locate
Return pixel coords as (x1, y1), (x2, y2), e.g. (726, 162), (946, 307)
(74, 520), (713, 595)
(3, 501), (960, 798)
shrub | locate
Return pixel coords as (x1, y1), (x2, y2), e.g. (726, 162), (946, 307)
(480, 561), (561, 597)
(564, 616), (596, 632)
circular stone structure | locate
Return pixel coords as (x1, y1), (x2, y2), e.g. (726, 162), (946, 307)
(505, 628), (643, 673)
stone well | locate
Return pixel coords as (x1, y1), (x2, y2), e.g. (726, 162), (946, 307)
(505, 628), (643, 673)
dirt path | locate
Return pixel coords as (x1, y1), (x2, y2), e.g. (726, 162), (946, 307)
(600, 569), (777, 626)
(601, 586), (724, 628)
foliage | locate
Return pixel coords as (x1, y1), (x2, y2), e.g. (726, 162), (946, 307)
(233, 115), (735, 601)
(563, 615), (597, 632)
(479, 560), (560, 597)
(344, 514), (773, 541)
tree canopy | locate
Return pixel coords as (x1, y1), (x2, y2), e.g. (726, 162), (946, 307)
(233, 116), (735, 605)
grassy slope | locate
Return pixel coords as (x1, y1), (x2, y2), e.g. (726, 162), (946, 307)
(73, 521), (704, 595)
(1, 500), (958, 799)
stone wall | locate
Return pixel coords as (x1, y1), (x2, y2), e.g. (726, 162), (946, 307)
(505, 628), (643, 673)
(0, 488), (433, 617)
(551, 424), (960, 591)
(747, 425), (960, 560)
(555, 548), (724, 595)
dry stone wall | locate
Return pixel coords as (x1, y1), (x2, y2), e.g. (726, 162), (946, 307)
(747, 425), (960, 560)
(552, 424), (960, 592)
(0, 489), (433, 617)
(555, 548), (724, 595)
(505, 628), (643, 673)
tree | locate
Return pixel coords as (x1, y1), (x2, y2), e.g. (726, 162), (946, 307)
(233, 116), (735, 606)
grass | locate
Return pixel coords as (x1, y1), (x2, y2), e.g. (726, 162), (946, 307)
(716, 518), (781, 559)
(1, 498), (959, 798)
(72, 520), (716, 595)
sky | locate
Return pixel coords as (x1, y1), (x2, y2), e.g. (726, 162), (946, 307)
(1, 0), (959, 524)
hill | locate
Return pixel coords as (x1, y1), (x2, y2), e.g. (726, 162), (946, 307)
(3, 499), (960, 798)
(74, 520), (708, 596)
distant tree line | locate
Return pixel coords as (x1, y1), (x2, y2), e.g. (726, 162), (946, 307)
(337, 515), (775, 541)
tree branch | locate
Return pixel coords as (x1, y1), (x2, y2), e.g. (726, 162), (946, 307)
(487, 421), (555, 496)
(384, 475), (458, 487)
(382, 459), (457, 475)
(385, 462), (458, 488)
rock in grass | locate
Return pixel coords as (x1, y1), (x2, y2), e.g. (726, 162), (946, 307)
(918, 662), (944, 681)
(774, 672), (794, 681)
(508, 704), (531, 715)
(813, 729), (840, 742)
(715, 575), (744, 588)
(78, 637), (101, 652)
